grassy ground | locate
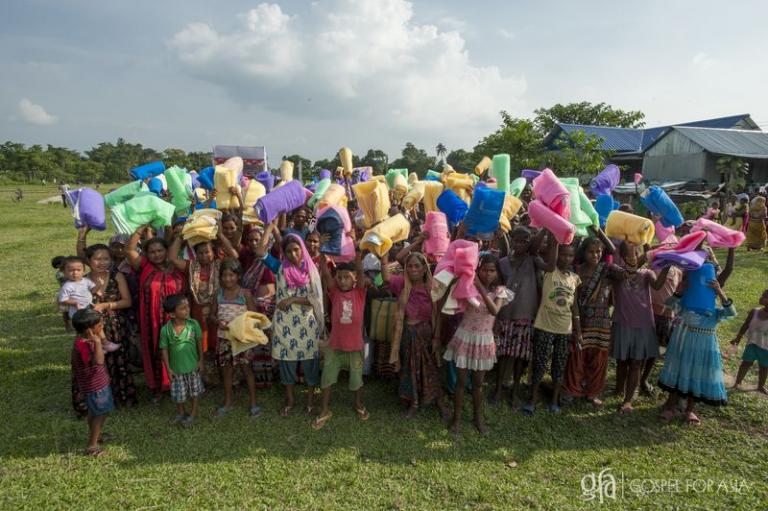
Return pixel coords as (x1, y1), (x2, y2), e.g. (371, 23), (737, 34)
(0, 185), (766, 510)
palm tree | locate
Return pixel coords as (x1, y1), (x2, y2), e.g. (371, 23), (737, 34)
(435, 143), (447, 163)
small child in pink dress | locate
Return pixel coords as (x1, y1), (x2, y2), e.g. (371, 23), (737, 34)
(443, 254), (513, 436)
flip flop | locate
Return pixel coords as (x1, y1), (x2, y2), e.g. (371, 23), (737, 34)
(250, 406), (263, 418)
(214, 406), (233, 417)
(311, 411), (333, 430)
(181, 416), (195, 428)
(84, 447), (106, 457)
(658, 408), (677, 422)
(685, 411), (701, 426)
(279, 405), (293, 417)
(522, 404), (535, 416)
(619, 402), (634, 414)
(354, 406), (370, 421)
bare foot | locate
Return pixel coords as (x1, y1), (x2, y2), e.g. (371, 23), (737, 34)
(758, 386), (768, 395)
(587, 397), (604, 408)
(473, 419), (489, 436)
(618, 402), (633, 414)
(449, 421), (460, 438)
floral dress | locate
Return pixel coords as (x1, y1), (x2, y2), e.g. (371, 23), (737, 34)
(271, 271), (321, 363)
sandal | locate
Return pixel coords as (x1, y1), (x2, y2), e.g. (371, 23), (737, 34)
(587, 397), (604, 408)
(249, 405), (263, 418)
(311, 411), (333, 430)
(685, 411), (701, 426)
(659, 408), (677, 423)
(84, 447), (106, 457)
(214, 406), (233, 417)
(169, 414), (186, 425)
(279, 405), (293, 417)
(354, 406), (370, 421)
(549, 404), (561, 414)
(619, 402), (634, 414)
(522, 404), (535, 416)
(181, 415), (195, 428)
(305, 406), (316, 416)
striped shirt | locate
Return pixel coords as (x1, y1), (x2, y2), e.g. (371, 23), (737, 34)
(71, 338), (110, 393)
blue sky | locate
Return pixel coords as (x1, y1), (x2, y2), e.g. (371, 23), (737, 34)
(2, 0), (766, 163)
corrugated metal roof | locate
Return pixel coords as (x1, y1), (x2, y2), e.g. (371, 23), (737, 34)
(648, 127), (768, 159)
(545, 114), (757, 154)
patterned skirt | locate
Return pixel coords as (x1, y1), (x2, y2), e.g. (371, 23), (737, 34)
(444, 327), (496, 371)
(493, 318), (533, 359)
(398, 322), (444, 407)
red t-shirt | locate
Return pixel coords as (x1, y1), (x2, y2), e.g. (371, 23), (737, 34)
(327, 286), (367, 351)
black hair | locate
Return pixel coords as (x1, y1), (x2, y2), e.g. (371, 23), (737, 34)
(335, 262), (356, 273)
(281, 234), (303, 253)
(619, 240), (635, 259)
(143, 237), (168, 252)
(51, 255), (66, 269)
(84, 243), (111, 260)
(478, 253), (502, 288)
(192, 240), (213, 254)
(510, 225), (531, 239)
(72, 308), (102, 334)
(305, 230), (321, 240)
(62, 256), (86, 270)
(163, 293), (188, 313)
(220, 258), (243, 278)
(221, 213), (238, 225)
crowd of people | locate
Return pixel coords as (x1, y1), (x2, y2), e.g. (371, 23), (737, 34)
(54, 167), (768, 457)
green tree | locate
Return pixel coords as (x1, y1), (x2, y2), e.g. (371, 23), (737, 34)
(534, 101), (645, 134)
(359, 149), (389, 175)
(716, 156), (749, 193)
(546, 130), (613, 177)
(445, 149), (476, 174)
(435, 143), (447, 163)
(473, 113), (544, 172)
(187, 151), (213, 170)
(162, 148), (190, 169)
(389, 143), (436, 179)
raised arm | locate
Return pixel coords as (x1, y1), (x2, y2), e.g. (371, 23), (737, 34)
(76, 226), (90, 259)
(253, 220), (277, 259)
(395, 232), (427, 267)
(529, 227), (547, 256)
(474, 277), (501, 317)
(217, 225), (240, 259)
(126, 226), (146, 270)
(168, 236), (190, 272)
(318, 253), (336, 292)
(380, 252), (391, 285)
(717, 247), (735, 287)
(540, 230), (558, 273)
(650, 266), (671, 290)
(588, 225), (616, 255)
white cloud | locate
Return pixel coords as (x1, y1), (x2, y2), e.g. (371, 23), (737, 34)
(691, 52), (717, 71)
(18, 98), (58, 125)
(497, 28), (515, 40)
(167, 0), (526, 133)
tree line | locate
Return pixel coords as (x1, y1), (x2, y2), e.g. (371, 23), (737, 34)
(1, 102), (644, 184)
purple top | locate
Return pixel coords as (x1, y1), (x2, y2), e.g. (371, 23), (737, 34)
(389, 275), (432, 322)
(612, 269), (656, 328)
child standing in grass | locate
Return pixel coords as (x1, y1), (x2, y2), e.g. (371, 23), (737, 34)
(313, 254), (369, 430)
(160, 294), (204, 427)
(730, 289), (768, 394)
(443, 254), (512, 436)
(51, 255), (71, 331)
(524, 232), (582, 416)
(71, 308), (114, 457)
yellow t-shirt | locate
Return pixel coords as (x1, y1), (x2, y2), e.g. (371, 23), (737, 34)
(534, 269), (581, 335)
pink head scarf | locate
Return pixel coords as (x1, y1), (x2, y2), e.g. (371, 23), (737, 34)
(281, 233), (317, 289)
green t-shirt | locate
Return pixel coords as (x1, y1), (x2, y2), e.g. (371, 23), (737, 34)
(159, 319), (202, 374)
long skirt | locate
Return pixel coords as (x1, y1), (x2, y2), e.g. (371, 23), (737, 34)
(398, 322), (444, 407)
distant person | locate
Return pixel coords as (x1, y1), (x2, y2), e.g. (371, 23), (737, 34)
(14, 188), (23, 202)
(60, 183), (69, 208)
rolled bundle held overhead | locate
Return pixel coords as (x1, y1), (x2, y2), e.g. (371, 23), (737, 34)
(242, 180), (267, 224)
(691, 218), (745, 248)
(532, 168), (570, 220)
(595, 194), (619, 228)
(423, 211), (450, 260)
(316, 206), (355, 262)
(279, 160), (294, 183)
(359, 213), (410, 256)
(508, 177), (526, 198)
(104, 181), (148, 208)
(640, 186), (684, 228)
(560, 177), (593, 237)
(307, 178), (331, 209)
(401, 181), (425, 211)
(352, 179), (390, 228)
(490, 154), (511, 193)
(445, 172), (473, 203)
(474, 156), (491, 176)
(463, 187), (506, 237)
(589, 164), (620, 197)
(214, 165), (241, 210)
(498, 194), (523, 232)
(421, 181), (444, 213)
(339, 147), (354, 177)
(255, 171), (275, 194)
(65, 187), (106, 231)
(198, 166), (215, 190)
(129, 161), (165, 181)
(605, 210), (655, 245)
(316, 183), (348, 210)
(528, 200), (575, 245)
(111, 192), (176, 235)
(436, 189), (469, 227)
(254, 180), (306, 225)
(680, 262), (717, 314)
(165, 166), (192, 214)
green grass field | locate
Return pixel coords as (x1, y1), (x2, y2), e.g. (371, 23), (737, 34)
(0, 185), (766, 510)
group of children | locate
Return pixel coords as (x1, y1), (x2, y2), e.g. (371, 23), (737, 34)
(58, 183), (768, 456)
